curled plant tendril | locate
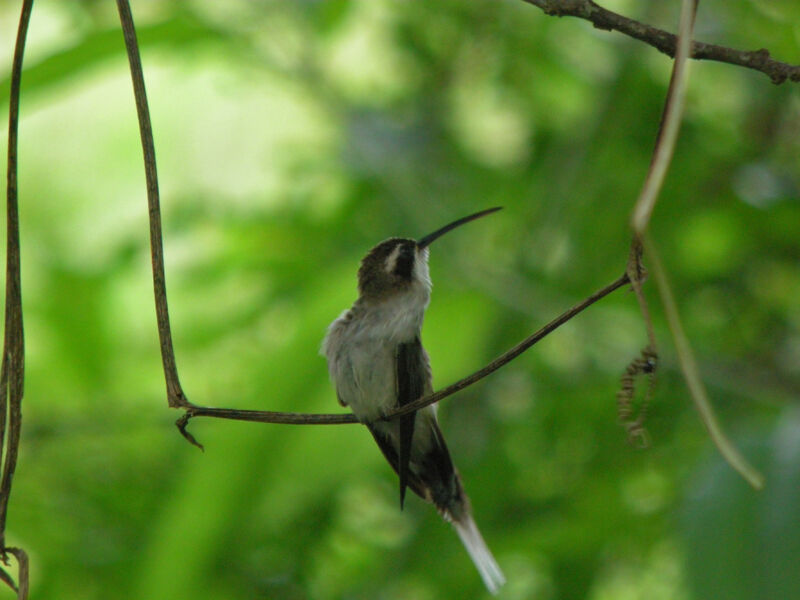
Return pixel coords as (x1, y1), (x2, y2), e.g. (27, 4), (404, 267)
(617, 345), (658, 448)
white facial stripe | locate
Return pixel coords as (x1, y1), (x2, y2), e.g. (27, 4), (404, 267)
(384, 244), (402, 274)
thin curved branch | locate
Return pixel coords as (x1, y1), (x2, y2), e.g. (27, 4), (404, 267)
(644, 236), (763, 489)
(622, 0), (764, 489)
(631, 0), (697, 233)
(0, 1), (34, 597)
(113, 0), (633, 444)
(522, 0), (800, 84)
(116, 0), (191, 409)
(390, 272), (630, 417)
(177, 272), (630, 439)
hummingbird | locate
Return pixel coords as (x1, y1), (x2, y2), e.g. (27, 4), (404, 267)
(322, 207), (505, 594)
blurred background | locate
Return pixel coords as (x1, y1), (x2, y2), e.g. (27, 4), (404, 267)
(0, 1), (798, 598)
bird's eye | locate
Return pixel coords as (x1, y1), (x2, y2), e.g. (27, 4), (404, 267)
(384, 243), (414, 279)
(393, 245), (415, 279)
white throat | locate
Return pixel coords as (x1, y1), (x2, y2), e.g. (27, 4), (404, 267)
(365, 251), (432, 343)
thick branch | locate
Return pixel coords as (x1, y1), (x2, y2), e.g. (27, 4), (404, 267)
(522, 0), (800, 84)
(177, 272), (630, 435)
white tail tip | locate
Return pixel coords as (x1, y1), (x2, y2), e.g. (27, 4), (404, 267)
(453, 515), (506, 594)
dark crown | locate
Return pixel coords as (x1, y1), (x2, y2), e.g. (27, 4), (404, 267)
(357, 238), (418, 299)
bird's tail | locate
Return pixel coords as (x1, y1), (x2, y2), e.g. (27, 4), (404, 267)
(452, 514), (506, 595)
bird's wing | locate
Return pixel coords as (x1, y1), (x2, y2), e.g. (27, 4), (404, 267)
(367, 423), (428, 502)
(395, 336), (427, 508)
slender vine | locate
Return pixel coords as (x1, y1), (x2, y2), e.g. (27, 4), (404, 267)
(0, 1), (34, 597)
(113, 0), (766, 492)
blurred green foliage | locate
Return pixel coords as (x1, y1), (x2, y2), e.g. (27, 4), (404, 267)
(0, 1), (798, 598)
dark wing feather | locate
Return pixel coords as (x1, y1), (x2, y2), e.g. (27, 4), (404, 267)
(366, 423), (428, 501)
(395, 338), (426, 508)
(367, 417), (465, 520)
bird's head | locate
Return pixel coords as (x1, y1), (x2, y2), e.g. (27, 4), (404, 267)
(356, 207), (501, 301)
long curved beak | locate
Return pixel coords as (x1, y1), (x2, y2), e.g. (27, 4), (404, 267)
(417, 207), (502, 249)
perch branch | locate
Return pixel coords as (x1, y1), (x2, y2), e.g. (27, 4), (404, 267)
(0, 1), (34, 597)
(177, 272), (630, 438)
(118, 0), (766, 484)
(389, 272), (630, 417)
(115, 0), (632, 447)
(521, 0), (800, 84)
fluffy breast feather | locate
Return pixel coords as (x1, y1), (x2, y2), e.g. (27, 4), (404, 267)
(322, 282), (431, 421)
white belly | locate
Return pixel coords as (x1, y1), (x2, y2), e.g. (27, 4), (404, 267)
(322, 288), (431, 423)
(341, 335), (398, 421)
(334, 331), (438, 461)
